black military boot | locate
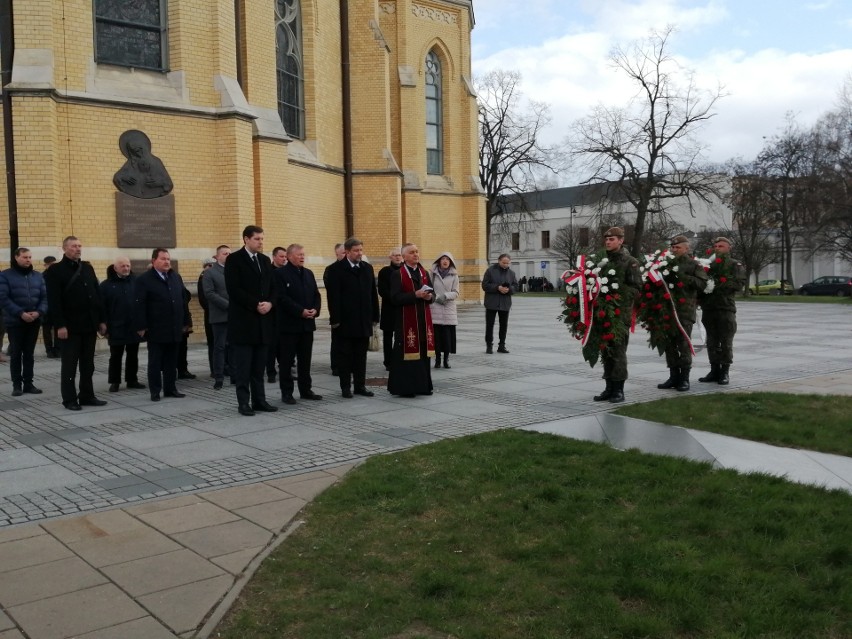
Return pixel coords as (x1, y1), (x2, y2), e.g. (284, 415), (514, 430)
(609, 380), (625, 403)
(593, 380), (613, 402)
(698, 363), (720, 383)
(718, 365), (730, 385)
(657, 368), (679, 389)
(676, 367), (691, 391)
(443, 355), (450, 369)
(434, 354), (442, 369)
(485, 343), (493, 354)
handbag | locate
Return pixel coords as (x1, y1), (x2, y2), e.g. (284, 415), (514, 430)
(368, 325), (381, 352)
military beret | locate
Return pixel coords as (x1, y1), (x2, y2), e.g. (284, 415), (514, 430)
(670, 235), (690, 246)
(604, 227), (624, 238)
(712, 237), (732, 246)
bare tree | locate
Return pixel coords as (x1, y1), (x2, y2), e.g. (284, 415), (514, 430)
(725, 162), (781, 291)
(550, 224), (589, 267)
(754, 115), (820, 289)
(476, 70), (566, 254)
(570, 26), (725, 256)
(811, 78), (852, 265)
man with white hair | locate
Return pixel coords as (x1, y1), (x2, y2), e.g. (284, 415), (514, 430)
(100, 256), (145, 392)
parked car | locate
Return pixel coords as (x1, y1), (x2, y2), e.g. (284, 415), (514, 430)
(750, 279), (793, 296)
(798, 276), (852, 297)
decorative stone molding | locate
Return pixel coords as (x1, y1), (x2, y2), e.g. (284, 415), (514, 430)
(369, 19), (390, 52)
(398, 65), (417, 87)
(461, 74), (476, 97)
(411, 3), (458, 25)
(379, 2), (396, 14)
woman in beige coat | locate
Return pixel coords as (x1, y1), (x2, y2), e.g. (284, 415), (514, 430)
(430, 252), (459, 369)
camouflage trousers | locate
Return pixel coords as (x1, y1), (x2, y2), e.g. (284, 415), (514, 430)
(664, 321), (694, 369)
(701, 309), (737, 365)
(602, 333), (630, 381)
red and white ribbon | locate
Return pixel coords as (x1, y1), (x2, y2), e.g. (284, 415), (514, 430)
(645, 261), (695, 356)
(561, 255), (601, 347)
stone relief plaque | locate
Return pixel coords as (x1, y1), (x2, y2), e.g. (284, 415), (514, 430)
(116, 192), (176, 248)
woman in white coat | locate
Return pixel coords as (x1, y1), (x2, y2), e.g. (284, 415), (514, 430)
(430, 252), (459, 369)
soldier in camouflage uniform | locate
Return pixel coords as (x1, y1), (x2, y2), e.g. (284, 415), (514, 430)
(657, 236), (708, 392)
(697, 237), (746, 385)
(593, 227), (641, 404)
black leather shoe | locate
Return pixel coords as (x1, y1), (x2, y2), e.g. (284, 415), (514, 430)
(281, 394), (297, 405)
(341, 390), (353, 398)
(178, 371), (196, 380)
(79, 398), (107, 407)
(23, 384), (42, 394)
(238, 404), (255, 416)
(164, 391), (186, 398)
(253, 401), (279, 412)
(127, 381), (146, 389)
(485, 345), (493, 354)
(213, 380), (223, 390)
(497, 345), (509, 353)
(151, 393), (161, 402)
(267, 373), (277, 383)
(11, 385), (23, 397)
(300, 392), (322, 400)
(109, 383), (120, 393)
(63, 401), (82, 411)
(354, 388), (374, 397)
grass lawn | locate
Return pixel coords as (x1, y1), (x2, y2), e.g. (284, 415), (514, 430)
(216, 430), (851, 639)
(615, 392), (852, 457)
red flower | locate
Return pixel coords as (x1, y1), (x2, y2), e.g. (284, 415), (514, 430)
(715, 258), (722, 264)
(639, 303), (646, 309)
(663, 293), (671, 300)
(656, 281), (664, 287)
(646, 292), (653, 298)
(676, 281), (684, 288)
(605, 295), (613, 301)
(719, 277), (727, 283)
(570, 311), (579, 318)
(603, 322), (611, 328)
(599, 343), (607, 350)
(644, 283), (651, 290)
(678, 297), (686, 304)
(615, 308), (621, 315)
(703, 266), (710, 272)
(663, 315), (670, 320)
(598, 310), (605, 318)
(602, 333), (614, 341)
(654, 304), (663, 310)
(705, 249), (712, 255)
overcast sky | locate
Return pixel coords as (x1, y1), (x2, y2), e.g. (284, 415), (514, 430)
(471, 0), (852, 182)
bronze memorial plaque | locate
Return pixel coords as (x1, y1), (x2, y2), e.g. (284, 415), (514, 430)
(116, 192), (177, 248)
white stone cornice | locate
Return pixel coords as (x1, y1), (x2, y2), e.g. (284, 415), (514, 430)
(411, 3), (458, 25)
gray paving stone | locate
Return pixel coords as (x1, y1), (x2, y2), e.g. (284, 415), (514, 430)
(101, 548), (225, 597)
(599, 414), (717, 464)
(74, 617), (178, 639)
(0, 533), (73, 573)
(136, 502), (241, 535)
(0, 556), (108, 607)
(137, 574), (233, 634)
(8, 584), (147, 639)
(233, 497), (306, 531)
(172, 519), (272, 559)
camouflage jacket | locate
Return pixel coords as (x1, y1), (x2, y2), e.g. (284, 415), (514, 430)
(664, 254), (708, 324)
(699, 253), (746, 314)
(608, 247), (641, 326)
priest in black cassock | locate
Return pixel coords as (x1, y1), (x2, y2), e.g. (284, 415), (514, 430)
(387, 243), (436, 397)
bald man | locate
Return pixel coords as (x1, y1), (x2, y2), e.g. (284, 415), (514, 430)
(100, 257), (146, 392)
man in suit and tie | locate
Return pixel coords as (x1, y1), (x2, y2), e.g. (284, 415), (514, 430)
(225, 225), (279, 416)
(134, 248), (190, 401)
(274, 243), (323, 404)
(324, 237), (380, 398)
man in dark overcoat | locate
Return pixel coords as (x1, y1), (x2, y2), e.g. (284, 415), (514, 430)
(100, 257), (145, 392)
(376, 247), (402, 371)
(225, 225), (279, 416)
(274, 243), (322, 404)
(324, 237), (380, 398)
(134, 249), (189, 401)
(43, 236), (107, 411)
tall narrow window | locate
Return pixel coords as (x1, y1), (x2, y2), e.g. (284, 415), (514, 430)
(425, 50), (443, 175)
(94, 0), (168, 71)
(511, 233), (520, 251)
(276, 0), (305, 139)
(541, 231), (550, 249)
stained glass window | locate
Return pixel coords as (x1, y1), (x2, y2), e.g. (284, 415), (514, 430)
(425, 51), (443, 175)
(276, 0), (305, 139)
(94, 0), (168, 71)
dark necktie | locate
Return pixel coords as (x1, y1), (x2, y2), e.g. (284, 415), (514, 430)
(251, 254), (260, 274)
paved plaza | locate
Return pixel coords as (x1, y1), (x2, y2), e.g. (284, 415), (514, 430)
(0, 297), (850, 638)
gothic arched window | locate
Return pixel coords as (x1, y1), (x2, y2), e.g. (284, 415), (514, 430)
(275, 0), (305, 139)
(425, 50), (443, 175)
